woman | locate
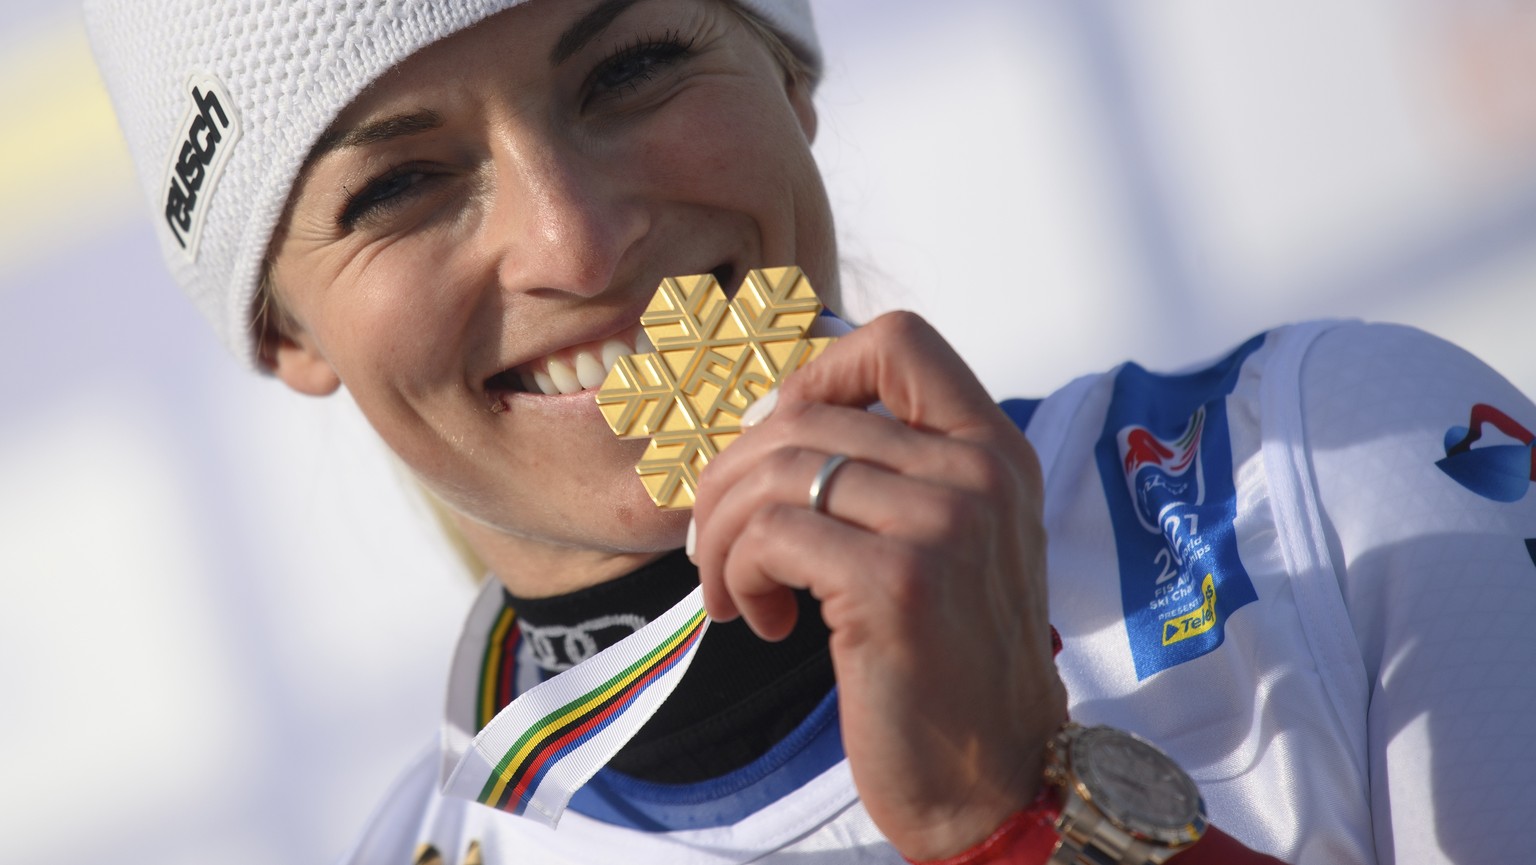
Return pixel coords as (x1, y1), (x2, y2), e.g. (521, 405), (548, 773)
(84, 1), (1536, 863)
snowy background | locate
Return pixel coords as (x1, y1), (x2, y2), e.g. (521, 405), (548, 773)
(3, 1), (1534, 862)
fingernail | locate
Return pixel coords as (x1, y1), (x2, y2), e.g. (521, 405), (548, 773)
(741, 388), (779, 428)
(685, 515), (697, 559)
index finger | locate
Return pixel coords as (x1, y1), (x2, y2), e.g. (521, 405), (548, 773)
(782, 311), (1007, 441)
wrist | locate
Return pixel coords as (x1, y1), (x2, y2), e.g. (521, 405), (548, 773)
(902, 785), (1062, 865)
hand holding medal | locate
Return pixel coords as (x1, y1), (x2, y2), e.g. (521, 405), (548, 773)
(603, 273), (1067, 861)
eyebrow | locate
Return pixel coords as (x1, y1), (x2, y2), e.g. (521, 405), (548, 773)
(550, 0), (648, 66)
(307, 109), (444, 166)
(305, 0), (648, 165)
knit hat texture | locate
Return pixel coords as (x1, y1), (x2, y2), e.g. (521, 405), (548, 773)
(84, 0), (820, 370)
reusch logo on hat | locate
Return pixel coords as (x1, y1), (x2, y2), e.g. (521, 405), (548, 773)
(161, 75), (239, 259)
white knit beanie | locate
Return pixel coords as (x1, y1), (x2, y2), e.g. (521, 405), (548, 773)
(84, 0), (820, 371)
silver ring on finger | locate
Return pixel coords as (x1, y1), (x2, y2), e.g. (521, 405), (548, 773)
(808, 453), (853, 514)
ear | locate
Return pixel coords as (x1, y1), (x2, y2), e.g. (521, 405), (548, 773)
(264, 326), (342, 396)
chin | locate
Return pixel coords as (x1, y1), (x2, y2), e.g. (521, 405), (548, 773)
(601, 485), (693, 552)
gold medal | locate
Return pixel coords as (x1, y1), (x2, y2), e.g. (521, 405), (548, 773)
(596, 266), (835, 509)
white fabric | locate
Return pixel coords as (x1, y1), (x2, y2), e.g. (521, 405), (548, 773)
(1300, 324), (1536, 863)
(82, 0), (819, 370)
(342, 321), (1536, 864)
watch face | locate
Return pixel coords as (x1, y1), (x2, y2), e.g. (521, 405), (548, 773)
(1073, 727), (1206, 844)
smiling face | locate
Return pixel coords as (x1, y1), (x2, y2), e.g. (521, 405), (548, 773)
(265, 0), (835, 595)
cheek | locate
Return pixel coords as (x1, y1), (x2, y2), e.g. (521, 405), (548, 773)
(640, 83), (812, 205)
(645, 101), (835, 290)
(327, 250), (477, 381)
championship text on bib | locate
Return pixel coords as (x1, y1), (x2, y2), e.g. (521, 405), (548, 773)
(1094, 335), (1263, 680)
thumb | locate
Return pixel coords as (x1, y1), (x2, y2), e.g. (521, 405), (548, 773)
(783, 311), (1003, 439)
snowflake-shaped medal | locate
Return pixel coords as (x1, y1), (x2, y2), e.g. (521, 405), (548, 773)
(595, 266), (835, 510)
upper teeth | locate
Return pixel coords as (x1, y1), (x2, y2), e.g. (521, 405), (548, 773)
(517, 327), (655, 396)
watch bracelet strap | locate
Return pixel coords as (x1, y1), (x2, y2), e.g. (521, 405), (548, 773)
(1047, 793), (1168, 865)
(1042, 720), (1202, 865)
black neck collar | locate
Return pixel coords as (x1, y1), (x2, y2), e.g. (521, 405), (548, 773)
(503, 549), (835, 784)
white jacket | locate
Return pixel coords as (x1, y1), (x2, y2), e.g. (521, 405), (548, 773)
(344, 321), (1536, 865)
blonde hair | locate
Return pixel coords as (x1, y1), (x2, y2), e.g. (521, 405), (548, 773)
(251, 267), (294, 371)
(405, 469), (490, 582)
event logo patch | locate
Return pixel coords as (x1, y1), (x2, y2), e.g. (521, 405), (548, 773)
(1436, 404), (1536, 503)
(1095, 335), (1263, 681)
(1120, 406), (1206, 533)
(161, 75), (240, 258)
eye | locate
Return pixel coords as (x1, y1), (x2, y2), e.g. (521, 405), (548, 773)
(339, 167), (429, 229)
(587, 32), (696, 101)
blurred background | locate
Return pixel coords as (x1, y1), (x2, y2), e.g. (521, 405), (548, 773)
(3, 1), (1534, 862)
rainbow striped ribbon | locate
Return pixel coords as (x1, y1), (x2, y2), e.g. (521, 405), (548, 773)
(445, 586), (710, 826)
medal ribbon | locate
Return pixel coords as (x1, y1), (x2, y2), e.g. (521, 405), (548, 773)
(445, 587), (709, 826)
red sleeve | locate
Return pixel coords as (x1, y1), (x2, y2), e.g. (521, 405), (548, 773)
(1171, 826), (1289, 865)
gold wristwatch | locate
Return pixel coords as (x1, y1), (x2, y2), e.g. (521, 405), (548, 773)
(1043, 723), (1208, 865)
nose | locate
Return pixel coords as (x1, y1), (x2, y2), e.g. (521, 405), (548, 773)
(487, 139), (649, 300)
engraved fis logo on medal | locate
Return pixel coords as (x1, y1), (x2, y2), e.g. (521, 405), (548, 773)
(1117, 406), (1207, 534)
(596, 267), (834, 510)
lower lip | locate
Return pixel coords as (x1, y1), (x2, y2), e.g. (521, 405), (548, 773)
(523, 384), (604, 401)
(490, 385), (610, 417)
